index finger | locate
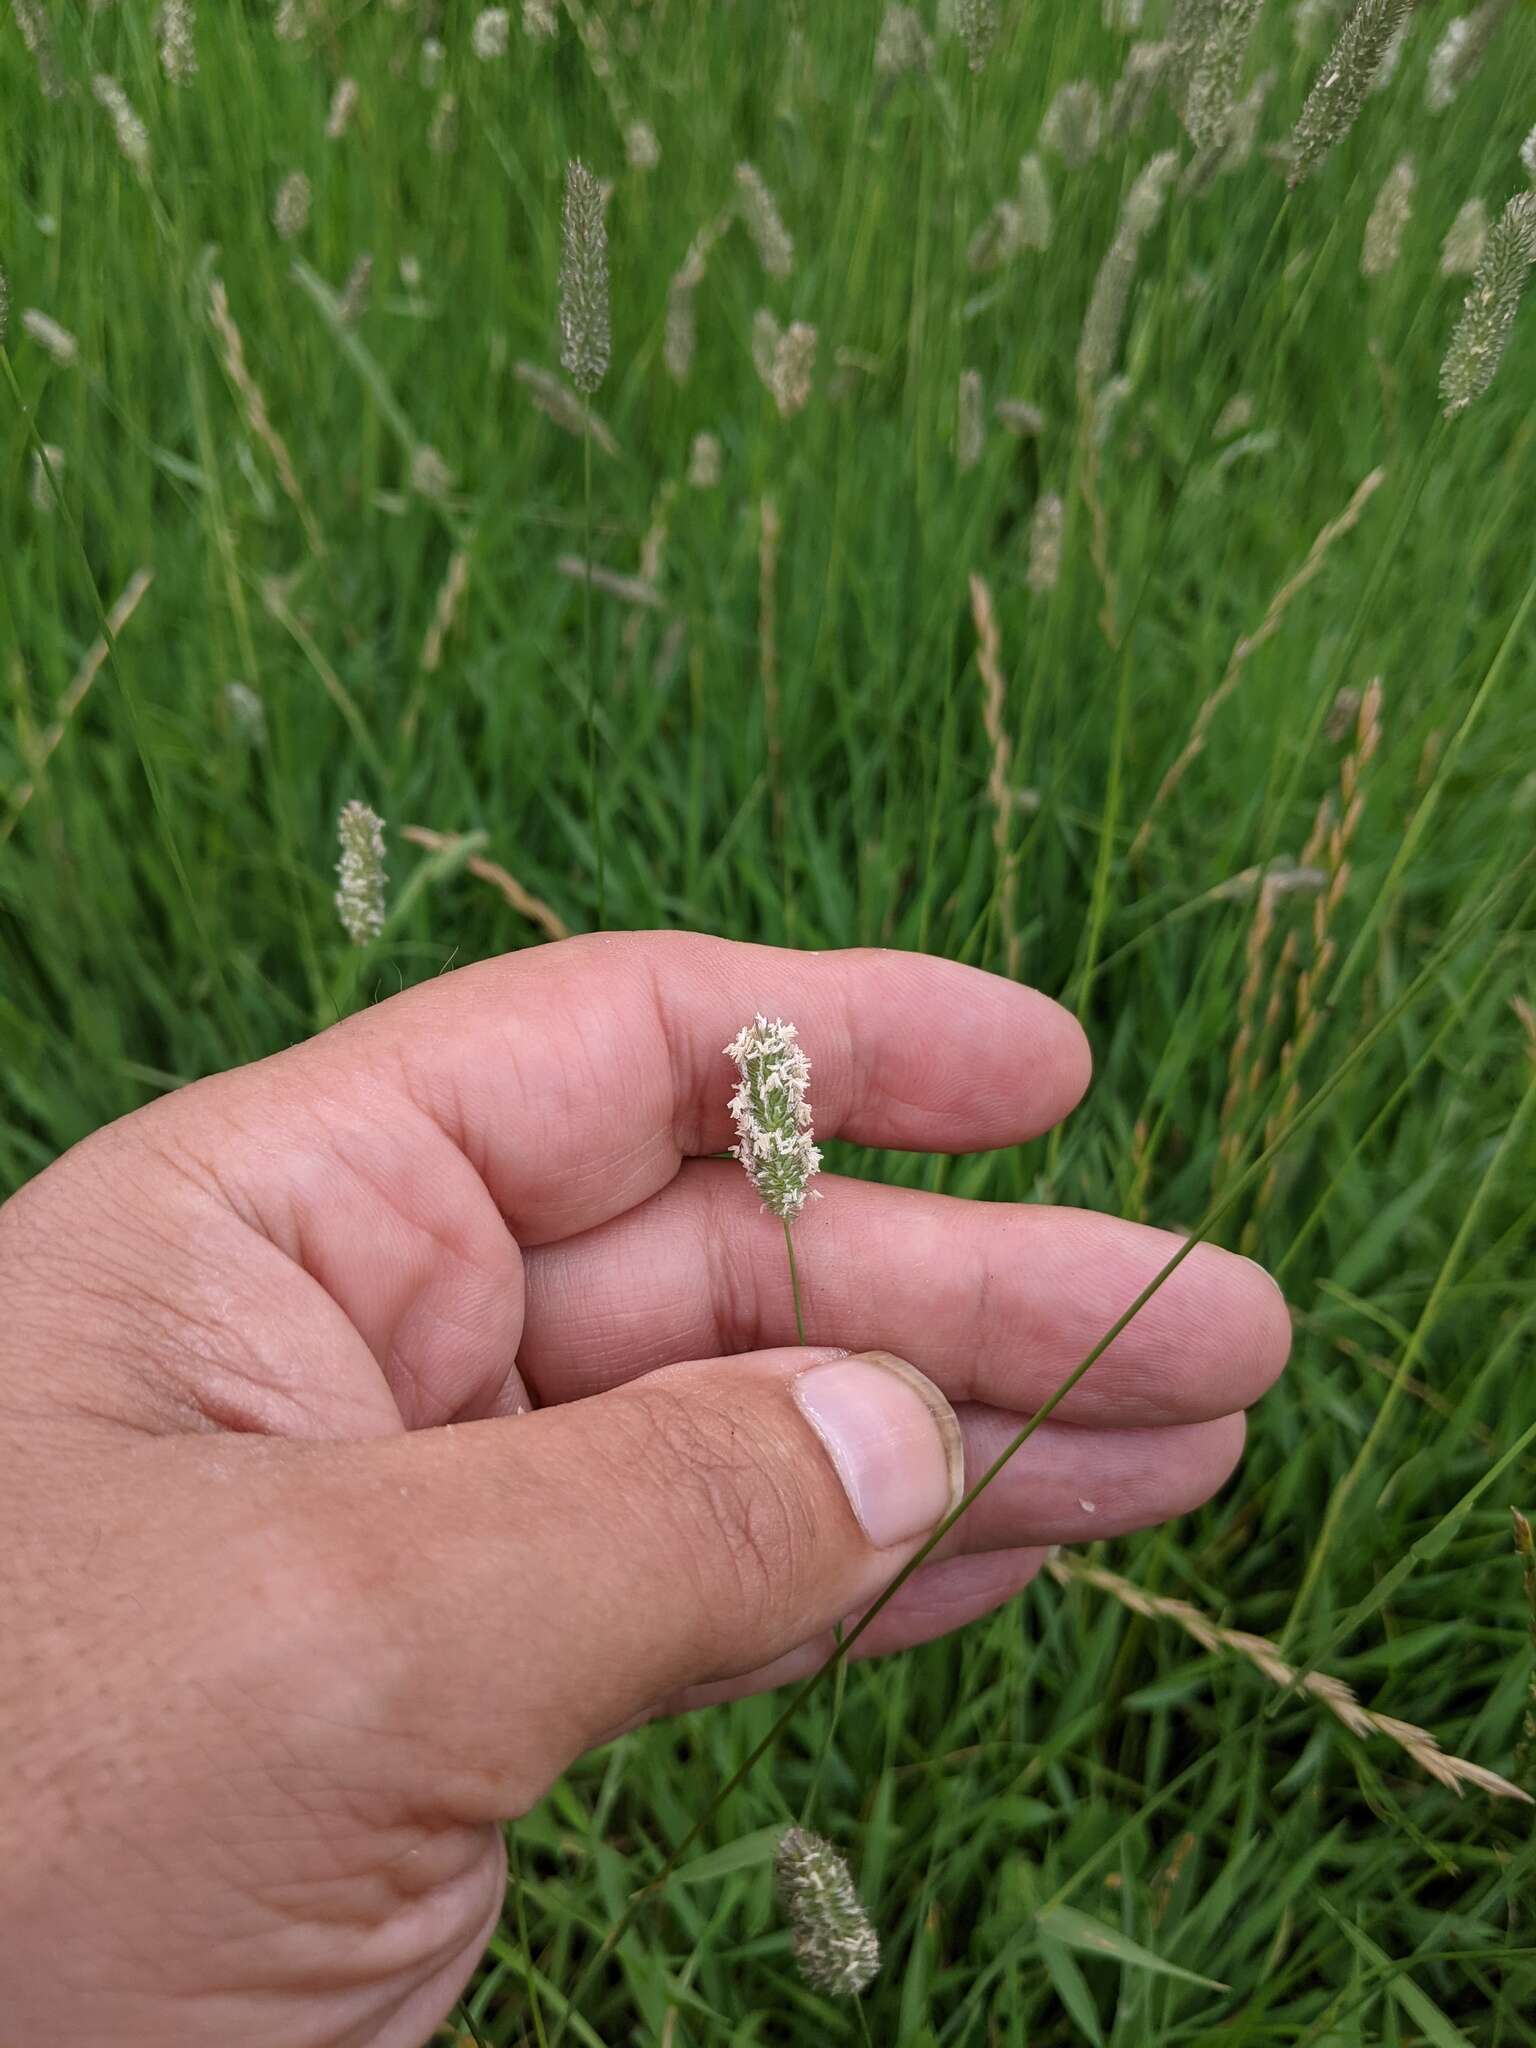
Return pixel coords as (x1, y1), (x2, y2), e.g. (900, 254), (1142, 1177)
(313, 931), (1092, 1243)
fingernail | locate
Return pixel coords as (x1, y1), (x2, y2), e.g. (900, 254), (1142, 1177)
(1238, 1253), (1288, 1303)
(793, 1350), (964, 1550)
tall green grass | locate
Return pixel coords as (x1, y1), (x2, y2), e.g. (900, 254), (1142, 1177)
(3, 1), (1535, 2038)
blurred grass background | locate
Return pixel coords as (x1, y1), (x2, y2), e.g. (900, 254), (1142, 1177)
(4, 0), (1536, 2039)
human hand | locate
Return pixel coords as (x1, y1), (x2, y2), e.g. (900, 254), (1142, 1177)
(0, 934), (1289, 2046)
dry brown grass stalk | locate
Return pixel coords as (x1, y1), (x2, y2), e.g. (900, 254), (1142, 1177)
(1217, 869), (1280, 1181)
(969, 572), (1021, 979)
(2, 568), (155, 844)
(1255, 679), (1383, 1214)
(420, 549), (472, 674)
(1131, 468), (1385, 863)
(1047, 1552), (1531, 1802)
(208, 278), (325, 559)
(402, 826), (569, 942)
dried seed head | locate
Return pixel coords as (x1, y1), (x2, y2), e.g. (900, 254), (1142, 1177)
(409, 444), (454, 500)
(687, 431), (722, 489)
(874, 4), (932, 75)
(735, 162), (794, 280)
(1287, 0), (1410, 186)
(957, 367), (984, 471)
(1040, 80), (1104, 169)
(273, 169), (312, 241)
(92, 75), (151, 173)
(158, 0), (197, 83)
(772, 321), (818, 419)
(956, 0), (999, 72)
(29, 444), (63, 515)
(1425, 0), (1511, 113)
(1361, 154), (1414, 276)
(472, 7), (510, 59)
(1077, 150), (1178, 393)
(774, 1829), (879, 1998)
(326, 77), (360, 139)
(559, 160), (611, 395)
(1440, 190), (1536, 415)
(1441, 197), (1489, 276)
(724, 1018), (821, 1222)
(223, 681), (266, 739)
(22, 308), (78, 366)
(1182, 0), (1264, 154)
(625, 120), (660, 171)
(335, 801), (387, 946)
(1109, 39), (1172, 134)
(1026, 491), (1064, 594)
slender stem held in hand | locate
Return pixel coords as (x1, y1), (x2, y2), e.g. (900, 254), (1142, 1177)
(784, 1220), (806, 1346)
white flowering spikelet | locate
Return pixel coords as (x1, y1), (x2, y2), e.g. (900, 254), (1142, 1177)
(523, 0), (557, 34)
(956, 0), (999, 73)
(472, 7), (510, 59)
(1181, 0), (1264, 154)
(559, 160), (610, 395)
(1040, 80), (1103, 169)
(626, 120), (660, 171)
(1520, 125), (1536, 183)
(92, 74), (151, 172)
(1109, 38), (1171, 134)
(773, 1829), (879, 1999)
(735, 162), (794, 281)
(335, 801), (387, 945)
(1077, 148), (1178, 392)
(1286, 0), (1411, 187)
(1441, 197), (1489, 276)
(1440, 190), (1536, 415)
(724, 1017), (821, 1223)
(158, 0), (197, 83)
(1361, 154), (1414, 276)
(687, 430), (722, 488)
(273, 169), (312, 241)
(1026, 490), (1064, 595)
(326, 77), (359, 139)
(29, 444), (63, 515)
(874, 4), (932, 75)
(22, 309), (78, 365)
(1425, 0), (1510, 113)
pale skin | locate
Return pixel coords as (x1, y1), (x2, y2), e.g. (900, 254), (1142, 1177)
(0, 934), (1291, 2046)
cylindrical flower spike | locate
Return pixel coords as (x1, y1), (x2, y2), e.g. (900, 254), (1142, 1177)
(1440, 190), (1536, 415)
(335, 801), (387, 946)
(724, 1016), (821, 1222)
(1287, 0), (1412, 187)
(559, 161), (610, 395)
(774, 1828), (880, 1998)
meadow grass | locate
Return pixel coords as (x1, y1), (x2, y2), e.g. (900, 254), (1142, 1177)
(4, 1), (1536, 2039)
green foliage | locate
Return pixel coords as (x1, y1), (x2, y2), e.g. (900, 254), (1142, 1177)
(4, 1), (1536, 2039)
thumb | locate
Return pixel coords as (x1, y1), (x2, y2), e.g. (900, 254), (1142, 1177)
(284, 1346), (962, 1816)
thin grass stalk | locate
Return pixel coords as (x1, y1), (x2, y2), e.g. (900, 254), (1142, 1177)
(544, 852), (1530, 2040)
(401, 826), (569, 942)
(969, 572), (1020, 978)
(0, 348), (250, 1058)
(1046, 1553), (1528, 1800)
(1280, 1044), (1536, 1654)
(1131, 469), (1386, 863)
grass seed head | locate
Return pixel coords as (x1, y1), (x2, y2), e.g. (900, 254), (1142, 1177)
(735, 162), (795, 280)
(687, 431), (721, 489)
(22, 308), (78, 366)
(956, 0), (999, 72)
(1287, 0), (1411, 187)
(1361, 154), (1415, 276)
(1027, 491), (1065, 594)
(724, 1017), (821, 1223)
(559, 160), (611, 395)
(773, 1828), (879, 1997)
(335, 802), (387, 946)
(1040, 80), (1104, 168)
(158, 0), (197, 84)
(1425, 0), (1511, 113)
(1441, 197), (1489, 276)
(1181, 0), (1264, 154)
(524, 0), (558, 35)
(273, 170), (312, 241)
(1520, 124), (1536, 182)
(875, 4), (933, 75)
(472, 7), (510, 59)
(326, 77), (360, 139)
(1440, 189), (1536, 414)
(92, 75), (151, 174)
